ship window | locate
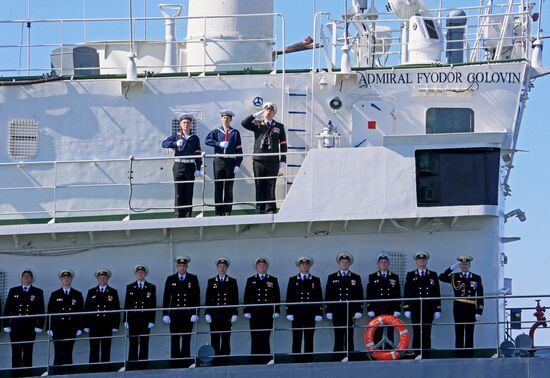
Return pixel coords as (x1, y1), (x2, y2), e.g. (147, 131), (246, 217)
(171, 112), (201, 137)
(415, 148), (499, 207)
(8, 119), (39, 159)
(424, 19), (439, 39)
(426, 108), (474, 134)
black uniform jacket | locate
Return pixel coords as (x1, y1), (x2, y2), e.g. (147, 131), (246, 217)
(162, 273), (200, 317)
(124, 281), (157, 325)
(403, 270), (442, 312)
(244, 274), (281, 315)
(204, 276), (239, 317)
(241, 115), (287, 162)
(366, 271), (401, 315)
(325, 271), (363, 317)
(286, 274), (323, 318)
(439, 269), (484, 315)
(47, 288), (84, 332)
(3, 285), (45, 329)
(84, 286), (121, 330)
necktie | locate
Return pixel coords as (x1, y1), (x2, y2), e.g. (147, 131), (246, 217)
(139, 283), (143, 289)
(383, 273), (387, 278)
(259, 275), (264, 280)
(24, 287), (28, 293)
(342, 272), (347, 277)
(220, 277), (224, 282)
(65, 290), (69, 296)
(179, 276), (184, 282)
(101, 288), (104, 293)
(420, 271), (425, 277)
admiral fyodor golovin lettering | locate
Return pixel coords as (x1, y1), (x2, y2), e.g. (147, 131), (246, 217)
(358, 71), (521, 87)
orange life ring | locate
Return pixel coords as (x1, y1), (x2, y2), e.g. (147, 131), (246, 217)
(363, 315), (410, 360)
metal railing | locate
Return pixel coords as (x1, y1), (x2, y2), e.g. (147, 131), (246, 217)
(0, 294), (548, 372)
(0, 152), (306, 223)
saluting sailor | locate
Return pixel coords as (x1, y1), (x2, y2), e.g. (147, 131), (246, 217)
(124, 265), (157, 362)
(243, 257), (281, 356)
(162, 256), (200, 360)
(439, 255), (484, 357)
(3, 268), (45, 368)
(403, 252), (441, 356)
(325, 252), (363, 354)
(47, 269), (84, 366)
(205, 110), (244, 216)
(84, 268), (121, 364)
(286, 256), (323, 356)
(162, 113), (202, 218)
(204, 257), (239, 357)
(366, 253), (402, 347)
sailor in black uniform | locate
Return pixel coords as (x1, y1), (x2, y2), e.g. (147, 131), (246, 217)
(205, 110), (244, 216)
(286, 256), (323, 356)
(243, 257), (281, 357)
(241, 102), (287, 214)
(162, 113), (203, 218)
(84, 268), (121, 364)
(325, 252), (363, 354)
(47, 269), (84, 366)
(366, 253), (402, 347)
(439, 255), (484, 357)
(204, 257), (239, 357)
(3, 268), (45, 368)
(403, 252), (441, 356)
(124, 265), (157, 362)
(162, 256), (200, 360)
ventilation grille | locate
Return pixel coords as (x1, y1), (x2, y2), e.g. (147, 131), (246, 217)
(8, 119), (38, 158)
(171, 112), (202, 138)
(0, 270), (7, 310)
(387, 251), (407, 287)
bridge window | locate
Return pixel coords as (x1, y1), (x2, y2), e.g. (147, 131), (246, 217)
(416, 148), (499, 207)
(8, 119), (38, 159)
(426, 108), (474, 134)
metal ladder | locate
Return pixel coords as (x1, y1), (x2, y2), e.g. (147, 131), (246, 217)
(284, 87), (310, 186)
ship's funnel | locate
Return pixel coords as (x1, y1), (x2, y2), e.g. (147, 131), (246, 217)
(159, 3), (183, 73)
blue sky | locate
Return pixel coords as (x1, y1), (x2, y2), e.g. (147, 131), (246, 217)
(1, 0), (549, 340)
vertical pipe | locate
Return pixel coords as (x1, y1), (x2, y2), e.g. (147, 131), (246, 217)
(144, 0), (147, 40)
(53, 162), (58, 222)
(27, 0), (31, 75)
(129, 0), (135, 54)
(83, 0), (88, 43)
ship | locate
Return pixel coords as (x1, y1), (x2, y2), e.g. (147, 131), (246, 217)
(0, 0), (549, 376)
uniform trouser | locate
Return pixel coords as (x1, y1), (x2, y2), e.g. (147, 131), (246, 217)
(291, 317), (315, 354)
(9, 328), (36, 368)
(332, 316), (355, 352)
(128, 325), (150, 361)
(249, 315), (274, 355)
(89, 327), (113, 363)
(209, 315), (232, 356)
(172, 162), (196, 218)
(411, 306), (436, 353)
(52, 329), (76, 366)
(253, 159), (279, 214)
(213, 157), (236, 215)
(170, 320), (193, 359)
(453, 301), (476, 356)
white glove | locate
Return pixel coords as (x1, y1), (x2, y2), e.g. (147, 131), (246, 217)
(393, 312), (401, 317)
(475, 314), (482, 322)
(253, 111), (263, 119)
(286, 315), (294, 322)
(231, 315), (238, 323)
(404, 311), (411, 319)
(112, 328), (119, 333)
(205, 314), (212, 323)
(433, 312), (441, 320)
(273, 313), (280, 319)
(326, 313), (333, 320)
(47, 330), (54, 337)
(124, 322), (129, 329)
(76, 330), (82, 336)
(219, 141), (228, 148)
(368, 311), (375, 318)
(162, 315), (171, 324)
(279, 162), (286, 170)
(83, 328), (90, 333)
(3, 327), (11, 333)
(244, 313), (252, 319)
(314, 315), (323, 322)
(450, 262), (460, 271)
(190, 315), (199, 323)
(148, 323), (155, 329)
(176, 139), (184, 147)
(194, 170), (201, 177)
(354, 312), (363, 320)
(34, 328), (43, 333)
(233, 166), (240, 175)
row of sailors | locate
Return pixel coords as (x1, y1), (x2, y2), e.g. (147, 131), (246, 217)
(161, 103), (288, 217)
(1, 252), (484, 368)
